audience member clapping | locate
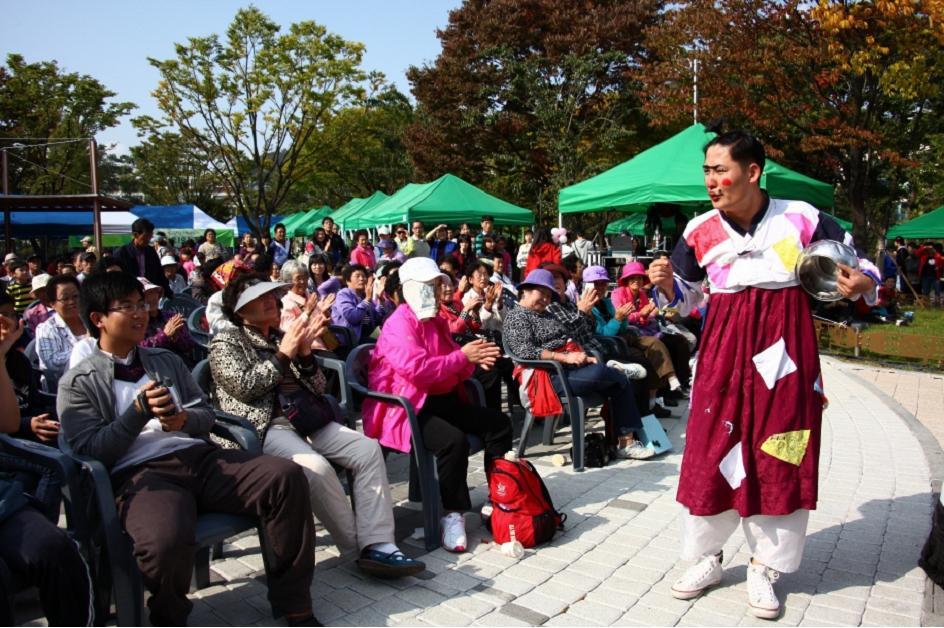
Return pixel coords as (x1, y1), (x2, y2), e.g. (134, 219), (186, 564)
(363, 257), (513, 553)
(211, 273), (424, 578)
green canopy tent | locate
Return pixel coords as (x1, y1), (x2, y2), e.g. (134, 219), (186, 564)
(887, 206), (944, 239)
(350, 174), (534, 229)
(331, 191), (390, 230)
(279, 211), (310, 236)
(287, 205), (333, 237)
(558, 123), (835, 214)
(605, 213), (648, 236)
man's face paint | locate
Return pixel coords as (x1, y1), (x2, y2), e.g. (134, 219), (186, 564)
(703, 144), (759, 214)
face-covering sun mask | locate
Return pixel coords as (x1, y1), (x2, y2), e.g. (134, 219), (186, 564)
(402, 279), (439, 320)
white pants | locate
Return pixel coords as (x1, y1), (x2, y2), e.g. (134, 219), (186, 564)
(263, 422), (394, 556)
(680, 509), (810, 573)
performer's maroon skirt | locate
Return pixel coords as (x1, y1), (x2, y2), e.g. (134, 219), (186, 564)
(677, 286), (823, 517)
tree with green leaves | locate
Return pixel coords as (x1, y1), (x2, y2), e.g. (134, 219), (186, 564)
(406, 0), (663, 226)
(147, 7), (367, 235)
(295, 81), (415, 208)
(124, 117), (229, 219)
(0, 53), (134, 195)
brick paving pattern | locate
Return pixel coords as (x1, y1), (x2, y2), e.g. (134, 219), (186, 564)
(17, 357), (941, 626)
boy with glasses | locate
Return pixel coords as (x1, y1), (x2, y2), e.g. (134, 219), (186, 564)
(58, 272), (318, 626)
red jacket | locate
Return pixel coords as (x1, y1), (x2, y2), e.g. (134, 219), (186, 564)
(916, 246), (943, 280)
(437, 303), (481, 336)
(524, 243), (562, 276)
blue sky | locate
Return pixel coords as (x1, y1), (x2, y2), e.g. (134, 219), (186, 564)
(1, 0), (461, 153)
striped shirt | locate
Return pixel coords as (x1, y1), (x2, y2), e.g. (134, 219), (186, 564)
(7, 281), (33, 315)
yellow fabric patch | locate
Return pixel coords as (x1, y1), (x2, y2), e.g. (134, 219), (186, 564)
(773, 237), (801, 272)
(760, 429), (811, 466)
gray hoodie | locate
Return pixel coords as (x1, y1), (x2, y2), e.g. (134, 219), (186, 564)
(58, 345), (215, 469)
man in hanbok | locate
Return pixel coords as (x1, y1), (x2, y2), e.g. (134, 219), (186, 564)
(653, 131), (879, 618)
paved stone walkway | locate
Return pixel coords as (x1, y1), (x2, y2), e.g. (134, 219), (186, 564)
(847, 363), (944, 459)
(17, 357), (939, 626)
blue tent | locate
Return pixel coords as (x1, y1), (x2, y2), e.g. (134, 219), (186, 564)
(131, 204), (199, 228)
(10, 210), (137, 238)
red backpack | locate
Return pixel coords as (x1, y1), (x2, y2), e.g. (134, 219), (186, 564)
(488, 456), (565, 547)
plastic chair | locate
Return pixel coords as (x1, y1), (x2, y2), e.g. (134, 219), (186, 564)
(187, 306), (209, 361)
(0, 436), (97, 616)
(57, 417), (266, 625)
(345, 343), (485, 551)
(193, 356), (355, 502)
(594, 334), (631, 360)
(503, 341), (604, 472)
(24, 339), (40, 370)
(164, 293), (199, 318)
(187, 306), (209, 336)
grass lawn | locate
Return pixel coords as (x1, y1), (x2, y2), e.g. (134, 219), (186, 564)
(828, 305), (944, 371)
(859, 305), (944, 338)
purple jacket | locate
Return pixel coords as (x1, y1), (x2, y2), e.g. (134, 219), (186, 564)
(316, 277), (343, 299)
(330, 287), (383, 344)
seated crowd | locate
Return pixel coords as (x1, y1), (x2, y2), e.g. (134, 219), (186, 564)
(0, 214), (697, 626)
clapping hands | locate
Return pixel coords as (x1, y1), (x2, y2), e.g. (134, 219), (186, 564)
(461, 338), (501, 370)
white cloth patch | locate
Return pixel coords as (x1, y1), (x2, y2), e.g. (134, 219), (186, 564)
(719, 442), (746, 489)
(752, 336), (797, 390)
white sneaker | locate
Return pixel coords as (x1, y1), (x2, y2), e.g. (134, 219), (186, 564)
(607, 360), (647, 380)
(671, 552), (722, 599)
(441, 512), (467, 553)
(615, 440), (656, 460)
(746, 561), (781, 619)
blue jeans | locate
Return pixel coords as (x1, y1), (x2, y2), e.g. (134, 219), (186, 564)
(552, 363), (642, 436)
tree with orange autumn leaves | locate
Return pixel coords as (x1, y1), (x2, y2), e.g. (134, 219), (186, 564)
(636, 0), (944, 244)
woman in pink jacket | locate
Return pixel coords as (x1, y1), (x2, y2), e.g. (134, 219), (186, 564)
(362, 257), (512, 553)
(350, 229), (377, 271)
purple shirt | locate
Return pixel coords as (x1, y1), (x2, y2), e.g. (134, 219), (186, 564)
(24, 302), (55, 335)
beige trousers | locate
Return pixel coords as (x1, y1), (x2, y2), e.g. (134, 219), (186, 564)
(263, 422), (394, 556)
(680, 508), (810, 573)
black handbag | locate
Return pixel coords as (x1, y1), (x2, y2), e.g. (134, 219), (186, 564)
(277, 387), (338, 437)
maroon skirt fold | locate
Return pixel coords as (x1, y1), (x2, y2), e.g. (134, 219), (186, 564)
(677, 286), (823, 517)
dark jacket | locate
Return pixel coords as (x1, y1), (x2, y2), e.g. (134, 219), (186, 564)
(115, 243), (170, 294)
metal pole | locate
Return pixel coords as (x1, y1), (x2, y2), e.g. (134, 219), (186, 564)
(692, 59), (699, 124)
(2, 149), (9, 254)
(89, 138), (102, 254)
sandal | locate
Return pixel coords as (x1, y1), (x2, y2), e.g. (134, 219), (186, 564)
(356, 548), (426, 579)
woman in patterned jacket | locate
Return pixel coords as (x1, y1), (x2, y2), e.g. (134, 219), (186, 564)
(210, 273), (424, 579)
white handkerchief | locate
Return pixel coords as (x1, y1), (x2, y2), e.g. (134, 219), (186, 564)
(752, 336), (797, 390)
(719, 442), (745, 490)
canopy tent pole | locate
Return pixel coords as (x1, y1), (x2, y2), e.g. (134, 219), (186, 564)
(692, 59), (699, 125)
(2, 149), (9, 254)
(89, 139), (102, 254)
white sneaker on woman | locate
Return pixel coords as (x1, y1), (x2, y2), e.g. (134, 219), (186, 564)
(441, 512), (467, 553)
(746, 561), (781, 619)
(671, 551), (722, 599)
(615, 440), (656, 460)
(606, 359), (647, 380)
